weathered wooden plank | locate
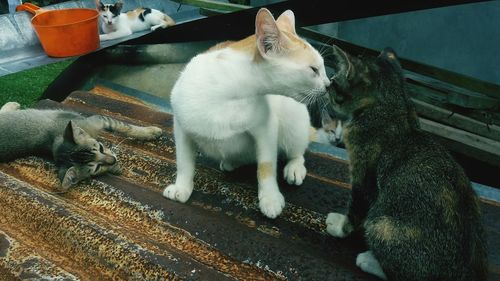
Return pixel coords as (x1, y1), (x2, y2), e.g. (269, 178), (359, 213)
(419, 118), (500, 167)
(413, 99), (500, 142)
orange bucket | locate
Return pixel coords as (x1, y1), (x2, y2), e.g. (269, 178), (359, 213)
(16, 3), (100, 58)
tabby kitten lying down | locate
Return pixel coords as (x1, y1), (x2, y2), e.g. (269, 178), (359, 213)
(325, 47), (487, 281)
(0, 102), (163, 190)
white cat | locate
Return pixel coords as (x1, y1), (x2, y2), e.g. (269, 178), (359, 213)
(163, 8), (330, 219)
(97, 0), (175, 41)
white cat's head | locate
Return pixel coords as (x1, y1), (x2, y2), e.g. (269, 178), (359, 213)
(97, 0), (123, 26)
(254, 8), (330, 102)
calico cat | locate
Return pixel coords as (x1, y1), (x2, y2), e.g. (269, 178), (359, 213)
(163, 8), (330, 218)
(312, 109), (344, 147)
(97, 0), (175, 41)
(324, 46), (487, 280)
(0, 102), (163, 190)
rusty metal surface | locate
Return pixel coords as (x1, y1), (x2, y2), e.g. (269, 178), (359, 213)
(1, 87), (499, 280)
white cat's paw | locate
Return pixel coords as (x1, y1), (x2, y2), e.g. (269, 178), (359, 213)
(258, 190), (285, 219)
(1, 102), (21, 112)
(219, 160), (236, 172)
(163, 184), (192, 203)
(356, 251), (387, 280)
(326, 212), (349, 238)
(99, 34), (109, 41)
(283, 159), (306, 185)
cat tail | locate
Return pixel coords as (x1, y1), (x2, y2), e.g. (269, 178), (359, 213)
(162, 14), (175, 27)
(469, 221), (488, 281)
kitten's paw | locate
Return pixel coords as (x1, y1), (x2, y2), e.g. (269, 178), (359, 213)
(108, 163), (122, 175)
(326, 212), (349, 238)
(1, 102), (21, 112)
(356, 251), (387, 280)
(163, 184), (192, 203)
(283, 158), (306, 185)
(219, 160), (236, 172)
(258, 190), (285, 219)
(99, 34), (109, 41)
(136, 126), (163, 140)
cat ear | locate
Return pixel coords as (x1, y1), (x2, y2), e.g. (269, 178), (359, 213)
(96, 0), (104, 11)
(64, 121), (90, 145)
(255, 8), (287, 56)
(276, 10), (296, 34)
(331, 45), (354, 80)
(114, 0), (123, 11)
(61, 167), (79, 190)
(63, 121), (77, 144)
(321, 109), (334, 128)
(379, 47), (403, 73)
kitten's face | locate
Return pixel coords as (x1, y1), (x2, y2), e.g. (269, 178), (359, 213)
(56, 121), (121, 190)
(255, 9), (330, 101)
(97, 1), (122, 26)
(326, 45), (404, 118)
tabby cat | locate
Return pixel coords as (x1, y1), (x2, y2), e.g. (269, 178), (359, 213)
(324, 46), (487, 281)
(0, 102), (163, 190)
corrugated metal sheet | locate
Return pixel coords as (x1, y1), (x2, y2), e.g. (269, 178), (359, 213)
(1, 87), (499, 280)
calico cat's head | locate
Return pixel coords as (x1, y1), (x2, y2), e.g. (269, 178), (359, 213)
(55, 121), (121, 190)
(96, 0), (123, 26)
(326, 45), (409, 119)
(253, 9), (330, 100)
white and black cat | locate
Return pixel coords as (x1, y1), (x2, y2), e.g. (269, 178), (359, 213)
(0, 102), (163, 190)
(97, 0), (175, 41)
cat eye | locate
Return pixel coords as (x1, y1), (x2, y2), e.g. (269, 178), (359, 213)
(310, 66), (319, 75)
(99, 143), (104, 153)
(94, 164), (101, 173)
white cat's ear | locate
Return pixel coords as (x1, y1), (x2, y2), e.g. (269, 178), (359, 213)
(255, 8), (286, 56)
(276, 10), (296, 34)
(61, 167), (79, 190)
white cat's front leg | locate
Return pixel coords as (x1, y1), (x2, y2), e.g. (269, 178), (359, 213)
(251, 117), (284, 219)
(99, 28), (133, 41)
(163, 118), (196, 203)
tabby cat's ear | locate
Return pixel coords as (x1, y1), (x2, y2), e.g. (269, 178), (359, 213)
(379, 47), (403, 73)
(276, 10), (296, 34)
(255, 8), (287, 57)
(64, 121), (91, 145)
(61, 167), (79, 190)
(330, 44), (355, 93)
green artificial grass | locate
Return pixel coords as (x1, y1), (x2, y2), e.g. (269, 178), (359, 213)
(0, 60), (74, 108)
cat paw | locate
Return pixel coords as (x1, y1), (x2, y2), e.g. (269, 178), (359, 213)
(137, 126), (163, 140)
(356, 251), (387, 280)
(108, 163), (122, 175)
(219, 160), (237, 172)
(163, 184), (192, 203)
(0, 102), (21, 112)
(99, 34), (109, 41)
(283, 158), (306, 185)
(326, 212), (349, 238)
(258, 190), (285, 219)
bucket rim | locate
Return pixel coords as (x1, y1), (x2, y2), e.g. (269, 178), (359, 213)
(31, 8), (99, 29)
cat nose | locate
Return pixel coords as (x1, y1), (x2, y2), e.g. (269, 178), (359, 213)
(104, 155), (116, 165)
